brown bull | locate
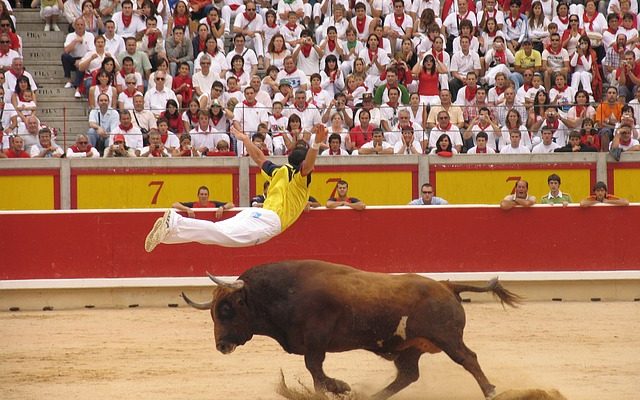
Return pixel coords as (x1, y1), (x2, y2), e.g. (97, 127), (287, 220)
(183, 260), (521, 400)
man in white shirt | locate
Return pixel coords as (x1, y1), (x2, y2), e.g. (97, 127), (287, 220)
(293, 30), (323, 75)
(61, 18), (95, 97)
(449, 35), (481, 102)
(232, 1), (265, 63)
(428, 110), (463, 153)
(192, 55), (217, 106)
(110, 111), (143, 153)
(103, 20), (125, 58)
(190, 110), (228, 154)
(287, 89), (322, 131)
(500, 129), (531, 153)
(383, 0), (413, 52)
(130, 94), (157, 142)
(277, 56), (310, 91)
(66, 134), (101, 158)
(233, 86), (269, 155)
(225, 34), (258, 76)
(0, 33), (19, 72)
(531, 127), (561, 153)
(144, 71), (178, 118)
(111, 0), (146, 39)
(357, 128), (394, 155)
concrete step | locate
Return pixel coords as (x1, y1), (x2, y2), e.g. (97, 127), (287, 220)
(23, 48), (63, 62)
(38, 105), (89, 118)
(28, 66), (67, 81)
(22, 30), (66, 47)
(35, 77), (69, 86)
(14, 9), (48, 23)
(32, 86), (77, 97)
(18, 22), (70, 32)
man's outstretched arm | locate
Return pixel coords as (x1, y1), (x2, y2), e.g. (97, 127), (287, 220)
(301, 125), (327, 176)
(231, 126), (268, 167)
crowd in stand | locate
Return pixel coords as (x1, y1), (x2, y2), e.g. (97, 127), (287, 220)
(3, 0), (640, 159)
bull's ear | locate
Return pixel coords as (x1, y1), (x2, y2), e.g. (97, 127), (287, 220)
(207, 272), (245, 289)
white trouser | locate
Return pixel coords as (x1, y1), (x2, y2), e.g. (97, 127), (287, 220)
(163, 208), (282, 247)
(221, 5), (245, 34)
(246, 34), (264, 58)
(571, 70), (592, 94)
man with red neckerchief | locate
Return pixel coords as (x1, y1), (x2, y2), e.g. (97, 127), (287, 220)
(292, 30), (323, 75)
(616, 50), (640, 101)
(65, 134), (100, 158)
(383, 0), (413, 52)
(286, 88), (321, 132)
(280, 11), (303, 49)
(225, 34), (258, 77)
(542, 32), (570, 89)
(531, 105), (569, 147)
(307, 73), (330, 111)
(442, 0), (477, 53)
(453, 71), (479, 108)
(374, 67), (410, 105)
(232, 1), (265, 66)
(0, 17), (21, 55)
(350, 2), (374, 43)
(111, 0), (145, 40)
(548, 74), (575, 114)
(0, 33), (19, 73)
(464, 107), (500, 152)
(110, 112), (143, 154)
(428, 111), (463, 153)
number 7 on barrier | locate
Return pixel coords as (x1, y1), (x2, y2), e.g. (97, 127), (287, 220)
(148, 181), (164, 205)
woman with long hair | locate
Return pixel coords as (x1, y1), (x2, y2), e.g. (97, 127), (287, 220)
(225, 54), (250, 89)
(429, 133), (458, 155)
(81, 0), (104, 36)
(167, 0), (190, 37)
(11, 76), (37, 109)
(320, 54), (345, 99)
(412, 54), (444, 105)
(202, 7), (224, 44)
(527, 89), (550, 130)
(265, 33), (290, 70)
(500, 108), (532, 150)
(262, 10), (279, 53)
(561, 14), (585, 57)
(182, 99), (201, 133)
(565, 89), (597, 128)
(194, 34), (225, 73)
(569, 35), (599, 99)
(527, 1), (549, 53)
(88, 70), (117, 109)
(160, 99), (183, 134)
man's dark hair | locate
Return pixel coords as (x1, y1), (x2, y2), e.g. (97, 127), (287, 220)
(594, 181), (607, 191)
(288, 147), (308, 168)
(329, 133), (341, 143)
(197, 186), (209, 194)
(337, 180), (348, 187)
(547, 173), (561, 184)
(476, 131), (489, 140)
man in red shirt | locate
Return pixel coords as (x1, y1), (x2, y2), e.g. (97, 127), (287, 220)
(349, 109), (374, 151)
(580, 181), (629, 207)
(1, 135), (30, 158)
(171, 185), (234, 219)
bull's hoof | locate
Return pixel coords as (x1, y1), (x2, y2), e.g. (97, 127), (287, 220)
(324, 378), (351, 394)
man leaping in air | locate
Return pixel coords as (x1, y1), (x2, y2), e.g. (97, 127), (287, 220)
(144, 125), (327, 251)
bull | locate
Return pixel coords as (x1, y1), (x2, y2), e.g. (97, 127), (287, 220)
(182, 260), (521, 400)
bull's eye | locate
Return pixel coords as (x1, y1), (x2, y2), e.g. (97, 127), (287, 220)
(217, 301), (235, 320)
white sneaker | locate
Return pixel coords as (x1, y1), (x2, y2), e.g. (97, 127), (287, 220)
(44, 22), (50, 31)
(64, 82), (73, 89)
(51, 23), (60, 32)
(144, 209), (173, 252)
(74, 89), (81, 98)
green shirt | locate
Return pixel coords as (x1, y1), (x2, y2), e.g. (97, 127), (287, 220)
(541, 192), (572, 204)
(374, 84), (410, 105)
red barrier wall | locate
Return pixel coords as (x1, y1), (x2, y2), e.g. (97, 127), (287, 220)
(1, 206), (638, 280)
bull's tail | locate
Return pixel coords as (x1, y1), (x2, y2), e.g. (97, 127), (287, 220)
(443, 278), (523, 308)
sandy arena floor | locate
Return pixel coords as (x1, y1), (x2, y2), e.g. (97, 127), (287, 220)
(1, 301), (638, 400)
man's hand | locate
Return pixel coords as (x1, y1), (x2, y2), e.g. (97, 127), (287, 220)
(215, 206), (224, 219)
(314, 124), (328, 144)
(187, 208), (195, 218)
(230, 125), (249, 143)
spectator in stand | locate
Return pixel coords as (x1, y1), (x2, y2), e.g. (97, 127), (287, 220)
(449, 36), (481, 102)
(80, 0), (103, 36)
(569, 35), (597, 97)
(17, 115), (40, 153)
(139, 129), (171, 157)
(103, 133), (136, 157)
(139, 17), (165, 70)
(466, 131), (496, 154)
(564, 90), (596, 129)
(616, 50), (640, 102)
(0, 33), (19, 72)
(409, 182), (448, 205)
(118, 73), (143, 111)
(609, 123), (640, 160)
(482, 36), (515, 87)
(464, 108), (500, 152)
(173, 61), (194, 107)
(62, 18), (95, 98)
(428, 111), (463, 153)
(374, 67), (410, 105)
(394, 126), (421, 154)
(349, 108), (374, 152)
(144, 70), (178, 118)
(103, 20), (125, 58)
(232, 1), (265, 67)
(412, 54), (446, 105)
(66, 134), (100, 158)
(199, 10), (225, 51)
(62, 0), (82, 26)
(603, 34), (627, 91)
(429, 133), (458, 156)
(358, 33), (389, 89)
(110, 111), (143, 155)
(172, 185), (234, 219)
(0, 86), (16, 137)
(384, 0), (414, 52)
(542, 32), (570, 90)
(532, 126), (562, 153)
(513, 39), (542, 90)
(596, 86), (624, 151)
(174, 133), (199, 157)
(321, 133), (350, 156)
(191, 110), (228, 155)
(530, 106), (569, 147)
(87, 93), (119, 154)
(232, 86), (269, 154)
(554, 131), (599, 152)
(426, 89), (464, 129)
(251, 181), (270, 207)
(130, 93), (157, 144)
(500, 129), (531, 154)
(580, 181), (630, 207)
(117, 37), (152, 81)
(540, 173), (572, 206)
(112, 0), (146, 39)
(0, 135), (29, 158)
(225, 34), (258, 77)
(292, 30), (323, 76)
(115, 57), (143, 94)
(326, 180), (366, 210)
(191, 54), (215, 107)
(29, 127), (62, 158)
(503, 0), (526, 53)
(357, 128), (394, 155)
(165, 26), (194, 76)
(39, 0), (63, 32)
(79, 36), (118, 95)
(0, 17), (21, 56)
(500, 179), (536, 209)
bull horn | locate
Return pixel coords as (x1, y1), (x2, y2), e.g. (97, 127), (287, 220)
(207, 272), (245, 289)
(181, 292), (213, 310)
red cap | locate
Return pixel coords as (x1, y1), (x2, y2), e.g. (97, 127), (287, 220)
(113, 134), (125, 143)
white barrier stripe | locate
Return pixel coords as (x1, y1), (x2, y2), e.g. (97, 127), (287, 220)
(2, 271), (639, 290)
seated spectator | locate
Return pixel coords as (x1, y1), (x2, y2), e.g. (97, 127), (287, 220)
(39, 0), (63, 32)
(190, 110), (228, 155)
(12, 88), (37, 130)
(103, 20), (125, 58)
(428, 111), (463, 153)
(103, 133), (136, 157)
(115, 57), (143, 94)
(564, 90), (596, 129)
(66, 134), (100, 158)
(448, 36), (481, 102)
(130, 93), (157, 145)
(225, 34), (259, 78)
(357, 128), (394, 155)
(321, 133), (350, 156)
(148, 59), (173, 92)
(0, 33), (20, 72)
(117, 73), (143, 112)
(500, 129), (531, 153)
(139, 17), (165, 70)
(326, 180), (366, 210)
(17, 115), (40, 153)
(111, 0), (145, 39)
(596, 86), (624, 151)
(500, 179), (536, 210)
(409, 183), (448, 205)
(144, 70), (178, 118)
(155, 117), (180, 155)
(466, 131), (496, 154)
(62, 18), (95, 98)
(483, 36), (515, 87)
(0, 16), (22, 55)
(174, 133), (199, 157)
(166, 26), (194, 76)
(88, 69), (118, 110)
(30, 127), (62, 158)
(87, 93), (119, 154)
(540, 173), (572, 206)
(251, 181), (270, 207)
(394, 126), (421, 154)
(140, 129), (171, 157)
(569, 36), (598, 98)
(609, 124), (640, 160)
(464, 108), (500, 152)
(110, 111), (143, 155)
(374, 67), (410, 106)
(232, 1), (264, 66)
(554, 131), (599, 152)
(580, 181), (630, 207)
(117, 37), (152, 82)
(0, 135), (30, 158)
(425, 89), (464, 129)
(429, 133), (458, 156)
(532, 126), (562, 153)
(207, 139), (237, 156)
(172, 185), (234, 219)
